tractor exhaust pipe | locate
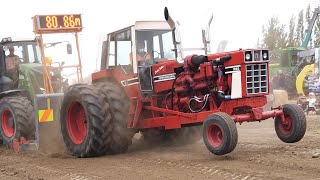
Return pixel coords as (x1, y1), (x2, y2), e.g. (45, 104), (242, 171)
(164, 7), (175, 30)
(202, 13), (213, 55)
(164, 7), (184, 61)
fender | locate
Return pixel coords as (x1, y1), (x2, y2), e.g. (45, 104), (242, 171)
(0, 89), (31, 101)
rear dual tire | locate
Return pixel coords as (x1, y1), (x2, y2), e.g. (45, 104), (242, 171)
(60, 83), (133, 157)
(94, 82), (134, 154)
(60, 84), (112, 157)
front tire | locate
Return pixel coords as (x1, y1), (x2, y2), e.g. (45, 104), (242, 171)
(203, 112), (238, 155)
(0, 96), (34, 146)
(275, 104), (306, 143)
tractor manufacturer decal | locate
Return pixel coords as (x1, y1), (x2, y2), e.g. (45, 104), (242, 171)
(154, 73), (176, 82)
(154, 66), (164, 75)
(121, 77), (139, 86)
(38, 98), (54, 122)
(224, 65), (241, 74)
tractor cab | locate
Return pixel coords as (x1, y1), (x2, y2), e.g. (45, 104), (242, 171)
(99, 21), (178, 96)
(100, 21), (176, 74)
(279, 47), (300, 68)
(0, 37), (43, 96)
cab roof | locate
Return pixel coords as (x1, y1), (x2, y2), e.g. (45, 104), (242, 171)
(107, 21), (170, 35)
(0, 37), (37, 45)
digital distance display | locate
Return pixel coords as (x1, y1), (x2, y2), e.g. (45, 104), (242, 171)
(33, 14), (83, 33)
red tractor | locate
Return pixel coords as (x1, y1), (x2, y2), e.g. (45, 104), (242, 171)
(60, 8), (307, 157)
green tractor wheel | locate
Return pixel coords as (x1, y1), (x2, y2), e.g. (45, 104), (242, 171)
(0, 96), (35, 146)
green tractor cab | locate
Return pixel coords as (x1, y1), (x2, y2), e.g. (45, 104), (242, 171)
(270, 47), (305, 76)
(1, 37), (44, 99)
(0, 37), (43, 146)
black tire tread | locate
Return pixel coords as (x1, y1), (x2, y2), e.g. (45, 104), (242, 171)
(94, 82), (134, 154)
(203, 112), (238, 155)
(275, 104), (306, 143)
(0, 96), (34, 145)
(60, 84), (112, 157)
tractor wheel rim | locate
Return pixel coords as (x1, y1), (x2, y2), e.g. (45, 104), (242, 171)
(278, 114), (293, 135)
(207, 123), (224, 148)
(1, 109), (14, 138)
(66, 101), (87, 144)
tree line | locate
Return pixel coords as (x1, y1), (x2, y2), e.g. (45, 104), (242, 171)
(259, 4), (320, 51)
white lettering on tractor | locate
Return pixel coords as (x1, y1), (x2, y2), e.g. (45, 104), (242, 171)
(155, 66), (164, 75)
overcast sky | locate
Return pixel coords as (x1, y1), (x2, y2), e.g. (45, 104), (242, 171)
(0, 0), (314, 78)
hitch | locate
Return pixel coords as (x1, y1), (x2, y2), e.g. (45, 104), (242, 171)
(13, 137), (38, 153)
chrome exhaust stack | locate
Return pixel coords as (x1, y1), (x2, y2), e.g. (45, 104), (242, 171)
(202, 13), (213, 55)
(164, 7), (184, 62)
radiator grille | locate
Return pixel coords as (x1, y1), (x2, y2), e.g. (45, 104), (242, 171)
(246, 63), (268, 95)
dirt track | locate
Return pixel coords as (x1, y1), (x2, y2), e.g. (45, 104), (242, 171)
(0, 116), (319, 180)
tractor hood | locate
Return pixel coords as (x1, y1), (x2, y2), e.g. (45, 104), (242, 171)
(18, 63), (44, 96)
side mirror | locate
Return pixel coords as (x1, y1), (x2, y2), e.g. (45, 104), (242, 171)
(67, 44), (72, 54)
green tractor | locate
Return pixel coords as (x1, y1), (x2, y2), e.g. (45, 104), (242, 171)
(270, 47), (307, 95)
(0, 37), (68, 146)
(270, 47), (304, 76)
(270, 7), (320, 96)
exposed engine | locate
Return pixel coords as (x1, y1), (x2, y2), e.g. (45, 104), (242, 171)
(161, 49), (270, 113)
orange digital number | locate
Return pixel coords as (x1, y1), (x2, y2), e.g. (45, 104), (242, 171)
(69, 15), (75, 27)
(51, 16), (58, 28)
(46, 16), (52, 28)
(63, 16), (69, 27)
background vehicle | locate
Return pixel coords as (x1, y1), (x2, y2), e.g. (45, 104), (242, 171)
(0, 14), (84, 150)
(0, 37), (41, 146)
(271, 7), (320, 96)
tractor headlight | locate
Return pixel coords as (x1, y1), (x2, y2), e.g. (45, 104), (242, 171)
(245, 54), (250, 60)
(1, 37), (12, 43)
(262, 50), (269, 60)
(245, 51), (252, 62)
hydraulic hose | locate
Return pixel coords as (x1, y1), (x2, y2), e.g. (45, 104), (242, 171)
(217, 91), (231, 100)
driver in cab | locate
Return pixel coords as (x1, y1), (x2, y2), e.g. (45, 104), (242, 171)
(6, 46), (20, 82)
(130, 41), (152, 66)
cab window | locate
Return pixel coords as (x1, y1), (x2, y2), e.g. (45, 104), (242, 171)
(107, 29), (133, 74)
